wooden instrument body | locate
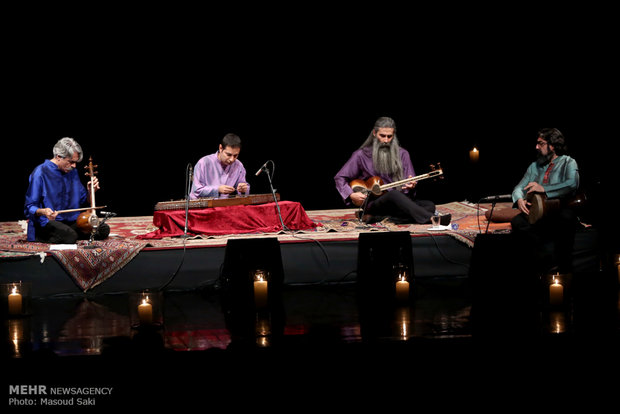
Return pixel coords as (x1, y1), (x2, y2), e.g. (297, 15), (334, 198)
(526, 192), (586, 224)
(76, 209), (99, 233)
(349, 165), (443, 207)
(154, 193), (280, 211)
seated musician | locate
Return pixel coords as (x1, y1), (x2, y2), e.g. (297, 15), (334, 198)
(511, 128), (580, 273)
(334, 116), (435, 224)
(24, 137), (110, 244)
(190, 133), (250, 200)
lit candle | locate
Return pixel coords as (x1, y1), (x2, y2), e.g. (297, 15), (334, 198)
(138, 297), (153, 324)
(549, 276), (564, 306)
(254, 271), (269, 309)
(469, 147), (479, 163)
(8, 286), (23, 315)
(395, 275), (410, 302)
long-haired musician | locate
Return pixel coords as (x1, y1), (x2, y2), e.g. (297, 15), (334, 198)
(334, 117), (435, 224)
(190, 133), (250, 200)
(510, 128), (580, 273)
(24, 137), (110, 244)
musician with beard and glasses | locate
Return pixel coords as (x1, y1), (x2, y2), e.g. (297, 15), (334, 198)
(334, 116), (436, 224)
(511, 128), (580, 273)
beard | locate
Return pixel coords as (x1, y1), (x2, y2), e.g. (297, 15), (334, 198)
(536, 150), (554, 166)
(372, 139), (403, 180)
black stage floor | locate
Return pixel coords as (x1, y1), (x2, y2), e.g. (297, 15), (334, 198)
(2, 227), (619, 409)
(3, 270), (620, 408)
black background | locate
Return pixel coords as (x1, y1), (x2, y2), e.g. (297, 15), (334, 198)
(2, 10), (618, 241)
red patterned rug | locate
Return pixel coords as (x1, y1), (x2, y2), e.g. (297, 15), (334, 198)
(0, 202), (512, 291)
(50, 239), (147, 291)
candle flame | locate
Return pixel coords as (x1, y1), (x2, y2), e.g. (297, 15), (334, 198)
(11, 286), (18, 295)
(141, 298), (150, 305)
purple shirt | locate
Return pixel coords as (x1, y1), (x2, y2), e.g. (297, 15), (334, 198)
(334, 146), (416, 205)
(190, 152), (249, 199)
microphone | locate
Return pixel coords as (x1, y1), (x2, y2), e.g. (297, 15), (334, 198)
(100, 211), (117, 217)
(255, 161), (269, 176)
(479, 194), (512, 202)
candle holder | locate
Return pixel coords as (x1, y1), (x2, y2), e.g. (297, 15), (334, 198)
(393, 263), (412, 303)
(1, 282), (32, 318)
(129, 290), (164, 329)
(542, 272), (572, 308)
(252, 269), (270, 310)
(255, 312), (272, 348)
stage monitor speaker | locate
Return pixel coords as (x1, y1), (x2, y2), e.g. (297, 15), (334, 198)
(469, 233), (540, 337)
(220, 237), (284, 311)
(357, 231), (414, 305)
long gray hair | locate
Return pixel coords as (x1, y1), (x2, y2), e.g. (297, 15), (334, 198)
(359, 117), (403, 180)
(53, 137), (83, 162)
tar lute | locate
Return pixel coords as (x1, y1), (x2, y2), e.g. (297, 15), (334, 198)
(349, 163), (444, 207)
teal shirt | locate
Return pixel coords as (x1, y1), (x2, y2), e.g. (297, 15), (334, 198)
(512, 155), (579, 203)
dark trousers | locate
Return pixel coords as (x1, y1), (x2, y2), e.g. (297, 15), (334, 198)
(367, 190), (435, 224)
(35, 220), (111, 244)
(510, 207), (577, 273)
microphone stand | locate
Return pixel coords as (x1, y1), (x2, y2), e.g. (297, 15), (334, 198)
(481, 195), (504, 234)
(261, 161), (289, 232)
(84, 211), (116, 249)
(180, 163), (193, 239)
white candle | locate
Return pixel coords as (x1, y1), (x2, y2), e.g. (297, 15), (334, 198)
(395, 276), (410, 302)
(469, 147), (479, 163)
(8, 286), (22, 315)
(549, 277), (564, 306)
(138, 297), (153, 324)
(254, 273), (269, 309)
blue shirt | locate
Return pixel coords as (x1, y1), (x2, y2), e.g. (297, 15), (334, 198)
(24, 159), (89, 241)
(512, 155), (579, 203)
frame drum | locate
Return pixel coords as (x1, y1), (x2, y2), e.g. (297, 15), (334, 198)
(527, 193), (546, 224)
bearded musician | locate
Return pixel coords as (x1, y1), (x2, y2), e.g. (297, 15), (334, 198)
(334, 117), (436, 224)
(511, 128), (580, 273)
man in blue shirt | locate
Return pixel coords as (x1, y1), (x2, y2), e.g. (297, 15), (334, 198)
(24, 137), (110, 244)
(511, 128), (580, 273)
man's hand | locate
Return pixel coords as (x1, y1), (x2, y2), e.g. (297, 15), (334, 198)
(524, 181), (544, 194)
(87, 176), (101, 191)
(402, 175), (417, 190)
(516, 198), (531, 215)
(237, 183), (248, 194)
(218, 185), (236, 195)
(37, 208), (59, 221)
(350, 192), (367, 206)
